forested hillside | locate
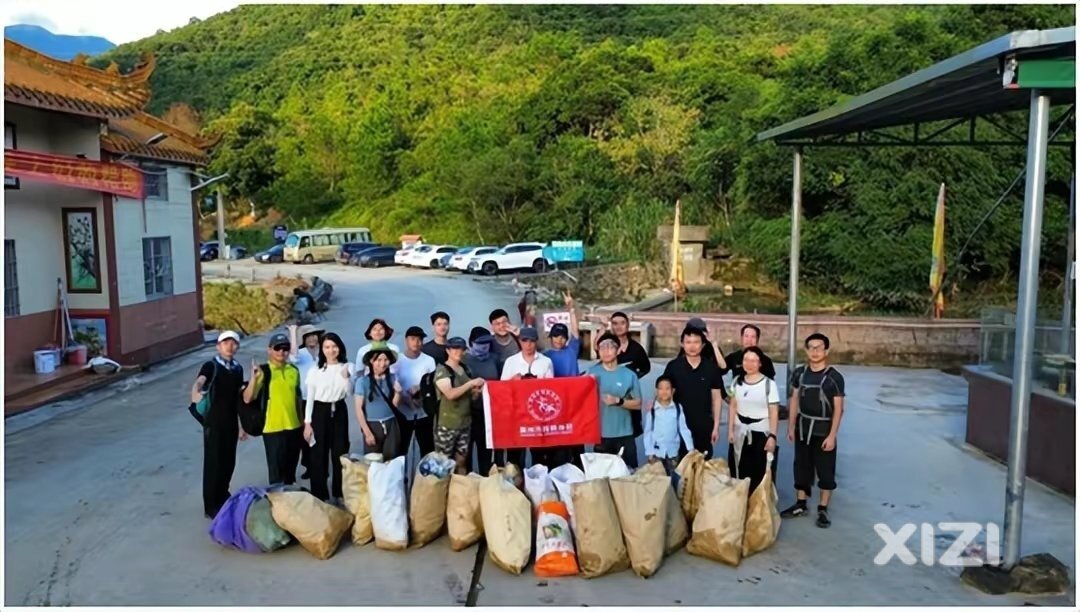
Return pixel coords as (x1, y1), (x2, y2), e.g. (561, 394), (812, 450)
(95, 4), (1075, 311)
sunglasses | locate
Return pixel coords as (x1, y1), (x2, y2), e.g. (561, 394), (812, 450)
(272, 345), (290, 352)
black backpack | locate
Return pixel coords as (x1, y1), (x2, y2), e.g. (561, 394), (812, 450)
(420, 363), (473, 419)
(239, 363), (300, 437)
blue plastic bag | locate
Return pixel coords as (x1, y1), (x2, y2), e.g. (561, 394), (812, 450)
(208, 486), (265, 553)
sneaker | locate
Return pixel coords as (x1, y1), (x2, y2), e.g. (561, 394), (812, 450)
(816, 507), (831, 528)
(780, 501), (808, 518)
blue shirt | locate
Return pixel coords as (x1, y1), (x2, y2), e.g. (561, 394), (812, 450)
(642, 400), (695, 459)
(587, 363), (641, 438)
(354, 375), (395, 422)
(545, 337), (581, 378)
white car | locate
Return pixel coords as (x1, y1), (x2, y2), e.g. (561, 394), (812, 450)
(394, 244), (417, 265)
(408, 245), (457, 269)
(403, 245), (435, 267)
(450, 246), (497, 272)
(467, 242), (552, 276)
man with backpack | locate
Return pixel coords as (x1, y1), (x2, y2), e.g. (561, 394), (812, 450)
(783, 333), (846, 529)
(242, 333), (303, 485)
(434, 337), (486, 474)
(393, 326), (438, 457)
(189, 331), (247, 519)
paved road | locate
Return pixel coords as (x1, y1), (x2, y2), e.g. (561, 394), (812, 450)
(5, 260), (1076, 605)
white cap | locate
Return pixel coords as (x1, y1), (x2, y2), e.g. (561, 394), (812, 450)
(217, 330), (241, 344)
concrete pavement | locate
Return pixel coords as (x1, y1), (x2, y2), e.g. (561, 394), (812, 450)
(4, 260), (1075, 605)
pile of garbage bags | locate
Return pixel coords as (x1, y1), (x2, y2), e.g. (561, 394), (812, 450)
(207, 450), (781, 574)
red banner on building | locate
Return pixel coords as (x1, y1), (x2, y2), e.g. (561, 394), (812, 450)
(4, 149), (143, 199)
(482, 376), (601, 449)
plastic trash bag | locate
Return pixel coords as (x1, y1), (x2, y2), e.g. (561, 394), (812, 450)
(534, 496), (579, 577)
(208, 486), (264, 553)
(267, 490), (353, 560)
(369, 456), (409, 550)
(686, 471), (750, 566)
(479, 471), (532, 575)
(549, 463), (586, 532)
(524, 464), (555, 509)
(742, 453), (781, 557)
(447, 473), (485, 551)
(245, 496), (291, 552)
(340, 455), (374, 546)
(409, 452), (456, 547)
(571, 478), (629, 578)
(582, 452), (631, 480)
(610, 472), (669, 578)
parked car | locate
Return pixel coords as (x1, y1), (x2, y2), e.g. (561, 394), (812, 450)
(347, 245), (386, 265)
(439, 253), (454, 268)
(358, 246), (399, 267)
(200, 242), (248, 261)
(467, 242), (551, 276)
(454, 246), (497, 272)
(394, 244), (417, 265)
(336, 242), (380, 264)
(403, 245), (435, 267)
(255, 243), (285, 264)
(412, 245), (458, 269)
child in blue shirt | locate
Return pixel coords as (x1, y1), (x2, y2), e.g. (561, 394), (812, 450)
(642, 375), (695, 475)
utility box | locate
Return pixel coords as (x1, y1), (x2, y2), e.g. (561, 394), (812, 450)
(657, 224), (712, 285)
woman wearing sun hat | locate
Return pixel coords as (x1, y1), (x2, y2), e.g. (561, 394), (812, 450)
(289, 323), (324, 479)
(354, 318), (401, 373)
(354, 346), (405, 460)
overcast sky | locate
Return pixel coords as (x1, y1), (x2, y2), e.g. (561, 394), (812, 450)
(1, 0), (243, 45)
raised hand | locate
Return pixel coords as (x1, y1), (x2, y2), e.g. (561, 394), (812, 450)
(252, 359), (262, 381)
(563, 290), (574, 309)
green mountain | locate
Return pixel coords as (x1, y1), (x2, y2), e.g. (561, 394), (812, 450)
(96, 4), (1075, 311)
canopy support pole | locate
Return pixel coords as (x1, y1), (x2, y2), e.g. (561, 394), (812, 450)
(1060, 168), (1074, 355)
(1003, 90), (1052, 569)
(787, 147), (803, 385)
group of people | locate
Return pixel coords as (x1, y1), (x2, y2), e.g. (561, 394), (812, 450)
(192, 293), (845, 530)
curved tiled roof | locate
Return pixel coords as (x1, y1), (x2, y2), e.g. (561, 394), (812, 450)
(102, 112), (214, 166)
(4, 39), (154, 118)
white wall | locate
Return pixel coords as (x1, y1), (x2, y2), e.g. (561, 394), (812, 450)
(114, 166), (197, 307)
(5, 184), (110, 314)
(4, 105), (110, 314)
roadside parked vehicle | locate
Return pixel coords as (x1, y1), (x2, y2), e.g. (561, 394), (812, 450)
(336, 242), (381, 264)
(200, 242), (248, 261)
(394, 244), (417, 265)
(358, 246), (399, 267)
(467, 242), (551, 276)
(448, 246), (496, 272)
(347, 245), (386, 265)
(412, 245), (458, 268)
(439, 253), (454, 268)
(255, 243), (285, 264)
(404, 245), (435, 267)
(283, 227), (373, 263)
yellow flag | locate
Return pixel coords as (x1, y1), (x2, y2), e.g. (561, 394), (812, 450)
(670, 199), (684, 291)
(929, 183), (946, 318)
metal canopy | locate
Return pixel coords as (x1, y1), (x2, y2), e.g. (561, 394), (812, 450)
(756, 27), (1075, 145)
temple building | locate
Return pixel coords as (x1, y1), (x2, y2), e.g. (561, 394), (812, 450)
(3, 39), (213, 412)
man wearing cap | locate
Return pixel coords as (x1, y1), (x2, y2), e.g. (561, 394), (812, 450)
(676, 317), (728, 370)
(587, 332), (644, 468)
(190, 331), (247, 518)
(243, 332), (303, 485)
(434, 337), (487, 473)
(391, 325), (438, 457)
(500, 327), (554, 380)
(464, 327), (500, 474)
(422, 311), (451, 365)
(544, 290), (581, 378)
(289, 323), (324, 479)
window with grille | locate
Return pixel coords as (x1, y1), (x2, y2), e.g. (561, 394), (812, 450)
(143, 165), (168, 199)
(5, 123), (18, 189)
(4, 239), (19, 316)
(143, 237), (173, 299)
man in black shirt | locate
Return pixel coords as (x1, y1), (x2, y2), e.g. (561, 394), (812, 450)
(190, 330), (247, 519)
(782, 332), (846, 529)
(723, 324), (777, 380)
(661, 326), (726, 456)
(422, 311), (451, 364)
(676, 317), (729, 370)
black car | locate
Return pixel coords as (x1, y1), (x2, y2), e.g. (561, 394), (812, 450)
(336, 242), (381, 264)
(200, 243), (247, 261)
(358, 246), (398, 267)
(254, 243), (285, 264)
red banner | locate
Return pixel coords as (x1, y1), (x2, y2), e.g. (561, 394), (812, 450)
(4, 149), (143, 199)
(482, 376), (600, 449)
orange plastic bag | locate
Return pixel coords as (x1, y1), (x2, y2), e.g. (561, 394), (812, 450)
(534, 499), (579, 577)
